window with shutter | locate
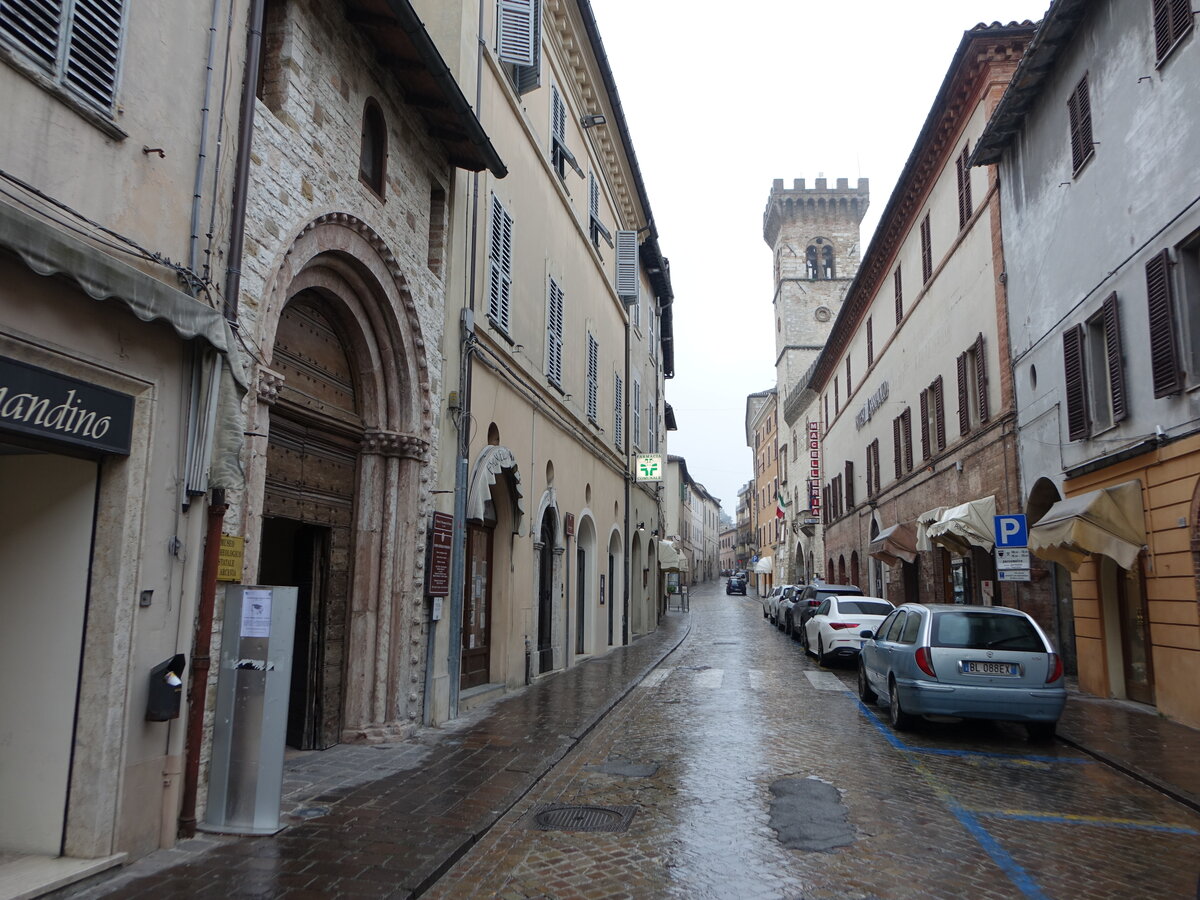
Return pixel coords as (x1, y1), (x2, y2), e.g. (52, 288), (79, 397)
(586, 333), (599, 422)
(0, 0), (126, 112)
(894, 265), (903, 324)
(871, 440), (881, 495)
(974, 333), (989, 424)
(615, 230), (639, 302)
(497, 0), (540, 93)
(957, 351), (970, 435)
(867, 317), (874, 365)
(1067, 73), (1095, 175)
(893, 415), (903, 480)
(546, 276), (564, 387)
(487, 195), (513, 334)
(845, 461), (854, 509)
(1153, 0), (1194, 64)
(920, 215), (933, 284)
(1176, 230), (1200, 387)
(845, 356), (852, 393)
(920, 388), (931, 459)
(865, 445), (873, 499)
(1102, 293), (1127, 424)
(956, 142), (973, 230)
(1146, 249), (1183, 396)
(834, 376), (840, 413)
(1063, 324), (1090, 441)
(933, 375), (946, 450)
(359, 99), (387, 197)
(613, 373), (623, 449)
(901, 408), (913, 473)
(632, 379), (641, 449)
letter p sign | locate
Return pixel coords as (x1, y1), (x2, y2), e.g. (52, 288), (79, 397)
(993, 514), (1028, 548)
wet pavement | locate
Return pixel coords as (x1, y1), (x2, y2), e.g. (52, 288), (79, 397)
(52, 581), (1200, 899)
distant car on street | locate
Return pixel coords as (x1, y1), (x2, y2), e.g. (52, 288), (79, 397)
(785, 582), (865, 640)
(762, 584), (796, 624)
(803, 596), (894, 665)
(858, 603), (1066, 741)
(726, 576), (746, 595)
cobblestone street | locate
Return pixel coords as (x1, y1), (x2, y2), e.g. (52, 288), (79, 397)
(429, 580), (1200, 900)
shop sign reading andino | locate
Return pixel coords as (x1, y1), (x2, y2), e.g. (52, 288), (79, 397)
(0, 356), (134, 455)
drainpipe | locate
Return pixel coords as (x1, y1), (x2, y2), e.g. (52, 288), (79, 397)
(222, 0), (265, 322)
(622, 318), (631, 646)
(178, 488), (227, 837)
(188, 0), (226, 278)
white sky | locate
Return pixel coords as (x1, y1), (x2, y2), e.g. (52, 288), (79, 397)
(590, 0), (1051, 520)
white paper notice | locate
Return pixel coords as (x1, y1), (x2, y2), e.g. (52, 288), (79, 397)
(241, 589), (272, 638)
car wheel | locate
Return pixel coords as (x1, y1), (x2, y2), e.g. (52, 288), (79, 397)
(786, 615), (797, 640)
(817, 637), (830, 667)
(857, 660), (876, 703)
(1026, 721), (1057, 743)
(888, 679), (915, 731)
(800, 624), (810, 652)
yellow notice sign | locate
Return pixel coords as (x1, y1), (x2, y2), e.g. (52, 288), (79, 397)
(217, 535), (244, 582)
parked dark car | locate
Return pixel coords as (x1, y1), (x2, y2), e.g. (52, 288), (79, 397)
(858, 603), (1066, 740)
(726, 576), (747, 595)
(784, 582), (865, 642)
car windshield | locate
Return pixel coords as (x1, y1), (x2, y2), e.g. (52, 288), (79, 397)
(838, 600), (892, 616)
(932, 611), (1045, 651)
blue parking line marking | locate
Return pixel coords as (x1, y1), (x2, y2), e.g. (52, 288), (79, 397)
(944, 798), (1051, 900)
(853, 698), (1090, 764)
(978, 811), (1200, 836)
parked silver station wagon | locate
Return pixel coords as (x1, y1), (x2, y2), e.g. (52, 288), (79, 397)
(858, 604), (1067, 741)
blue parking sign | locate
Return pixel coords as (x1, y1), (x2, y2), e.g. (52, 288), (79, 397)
(994, 514), (1028, 548)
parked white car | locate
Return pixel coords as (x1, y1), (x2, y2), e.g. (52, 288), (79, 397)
(804, 595), (894, 665)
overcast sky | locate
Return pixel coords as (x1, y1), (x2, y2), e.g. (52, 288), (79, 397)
(590, 0), (1051, 520)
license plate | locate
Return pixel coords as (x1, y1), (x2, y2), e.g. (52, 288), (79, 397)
(964, 660), (1018, 676)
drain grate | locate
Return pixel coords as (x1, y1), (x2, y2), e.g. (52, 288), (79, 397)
(529, 804), (637, 833)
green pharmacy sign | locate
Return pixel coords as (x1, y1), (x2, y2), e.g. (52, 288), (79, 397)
(635, 453), (663, 482)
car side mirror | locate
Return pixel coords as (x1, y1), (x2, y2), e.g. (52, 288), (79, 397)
(860, 630), (874, 639)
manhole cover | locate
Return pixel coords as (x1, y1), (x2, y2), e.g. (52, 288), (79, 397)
(291, 806), (331, 819)
(529, 804), (637, 832)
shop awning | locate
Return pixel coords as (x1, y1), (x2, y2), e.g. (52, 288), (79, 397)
(916, 506), (947, 552)
(1028, 480), (1145, 572)
(754, 556), (773, 574)
(924, 496), (997, 555)
(658, 540), (682, 572)
(868, 522), (918, 566)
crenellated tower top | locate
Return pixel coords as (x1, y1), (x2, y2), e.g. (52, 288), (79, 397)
(763, 177), (869, 247)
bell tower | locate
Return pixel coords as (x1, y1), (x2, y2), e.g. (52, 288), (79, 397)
(763, 177), (869, 402)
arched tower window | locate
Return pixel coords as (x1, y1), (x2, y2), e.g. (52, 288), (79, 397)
(805, 245), (818, 279)
(822, 245), (835, 279)
(359, 98), (387, 197)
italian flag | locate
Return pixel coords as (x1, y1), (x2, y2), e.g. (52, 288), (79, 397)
(776, 489), (788, 519)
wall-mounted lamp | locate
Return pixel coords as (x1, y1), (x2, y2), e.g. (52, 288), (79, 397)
(637, 522), (645, 531)
(651, 529), (660, 538)
(580, 113), (607, 129)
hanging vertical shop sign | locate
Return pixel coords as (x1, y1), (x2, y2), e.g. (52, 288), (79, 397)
(426, 512), (453, 597)
(807, 421), (821, 515)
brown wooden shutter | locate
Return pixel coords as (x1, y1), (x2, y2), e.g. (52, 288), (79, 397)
(901, 408), (913, 473)
(893, 415), (902, 480)
(1154, 0), (1194, 61)
(894, 266), (903, 324)
(845, 460), (854, 508)
(920, 387), (931, 459)
(1146, 249), (1183, 397)
(1063, 324), (1090, 441)
(975, 333), (990, 423)
(865, 445), (873, 499)
(867, 317), (874, 365)
(1068, 74), (1094, 174)
(957, 352), (970, 435)
(872, 441), (881, 494)
(921, 215), (933, 283)
(1102, 292), (1127, 423)
(823, 485), (830, 525)
(934, 375), (946, 450)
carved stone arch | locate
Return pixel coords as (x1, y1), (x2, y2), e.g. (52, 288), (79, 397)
(467, 445), (525, 535)
(533, 487), (562, 549)
(259, 211), (433, 439)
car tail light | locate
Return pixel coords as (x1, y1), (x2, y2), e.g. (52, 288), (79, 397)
(829, 622), (860, 630)
(915, 646), (936, 678)
(1045, 653), (1063, 684)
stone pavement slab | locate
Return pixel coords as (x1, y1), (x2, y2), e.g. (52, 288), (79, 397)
(50, 611), (692, 900)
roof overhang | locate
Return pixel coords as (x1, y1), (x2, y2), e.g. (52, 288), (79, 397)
(345, 0), (506, 176)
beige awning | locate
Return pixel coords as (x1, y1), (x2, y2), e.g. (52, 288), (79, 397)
(658, 540), (682, 572)
(1028, 480), (1145, 572)
(916, 506), (947, 552)
(869, 522), (918, 566)
(925, 496), (997, 555)
(754, 556), (773, 574)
